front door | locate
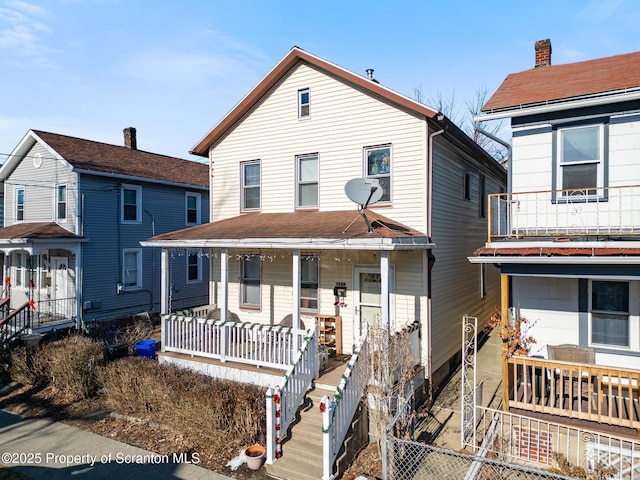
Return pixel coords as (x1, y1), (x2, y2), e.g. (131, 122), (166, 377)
(52, 257), (70, 317)
(354, 266), (394, 341)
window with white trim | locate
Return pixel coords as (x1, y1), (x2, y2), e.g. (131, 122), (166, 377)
(14, 252), (24, 287)
(57, 185), (67, 220)
(121, 184), (142, 223)
(591, 280), (629, 348)
(301, 255), (319, 311)
(16, 187), (25, 221)
(296, 154), (318, 208)
(365, 145), (391, 202)
(557, 124), (605, 197)
(123, 249), (142, 289)
(298, 88), (309, 118)
(187, 250), (202, 283)
(241, 255), (261, 307)
(241, 161), (261, 211)
(186, 192), (201, 225)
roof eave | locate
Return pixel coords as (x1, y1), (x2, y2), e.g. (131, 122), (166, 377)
(475, 89), (640, 122)
(190, 47), (438, 157)
(468, 255), (640, 265)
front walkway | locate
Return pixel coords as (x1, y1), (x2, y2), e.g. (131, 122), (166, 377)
(418, 329), (503, 449)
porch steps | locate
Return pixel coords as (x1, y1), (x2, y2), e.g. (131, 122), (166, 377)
(266, 386), (331, 480)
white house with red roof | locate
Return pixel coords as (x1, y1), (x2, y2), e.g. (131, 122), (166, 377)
(471, 39), (640, 460)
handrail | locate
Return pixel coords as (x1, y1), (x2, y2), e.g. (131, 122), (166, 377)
(0, 302), (33, 341)
(487, 184), (640, 241)
(265, 324), (317, 465)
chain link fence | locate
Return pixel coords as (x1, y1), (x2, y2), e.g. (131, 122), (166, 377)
(383, 395), (575, 480)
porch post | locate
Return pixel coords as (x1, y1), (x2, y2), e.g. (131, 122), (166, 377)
(160, 249), (170, 314)
(220, 248), (229, 362)
(292, 249), (301, 354)
(380, 251), (390, 334)
(74, 244), (82, 328)
(501, 274), (510, 410)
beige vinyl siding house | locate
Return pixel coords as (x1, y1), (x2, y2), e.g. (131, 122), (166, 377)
(149, 47), (506, 392)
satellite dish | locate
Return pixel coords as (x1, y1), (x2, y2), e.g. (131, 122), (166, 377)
(344, 178), (382, 208)
(344, 178), (382, 233)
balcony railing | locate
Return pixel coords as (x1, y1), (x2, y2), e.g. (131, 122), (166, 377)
(506, 355), (640, 430)
(488, 185), (640, 241)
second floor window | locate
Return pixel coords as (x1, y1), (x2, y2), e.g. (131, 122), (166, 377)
(365, 145), (391, 203)
(121, 185), (142, 223)
(16, 188), (25, 221)
(186, 192), (201, 225)
(57, 185), (67, 220)
(298, 88), (310, 118)
(557, 123), (605, 197)
(241, 255), (261, 307)
(241, 161), (261, 211)
(296, 154), (318, 208)
(123, 249), (142, 289)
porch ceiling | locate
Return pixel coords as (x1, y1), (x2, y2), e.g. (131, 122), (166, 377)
(144, 210), (432, 251)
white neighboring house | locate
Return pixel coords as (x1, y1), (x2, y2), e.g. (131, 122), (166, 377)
(471, 39), (640, 435)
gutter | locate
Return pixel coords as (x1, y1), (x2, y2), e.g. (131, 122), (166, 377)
(475, 90), (640, 122)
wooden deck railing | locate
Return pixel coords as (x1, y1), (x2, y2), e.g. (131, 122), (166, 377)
(506, 355), (640, 430)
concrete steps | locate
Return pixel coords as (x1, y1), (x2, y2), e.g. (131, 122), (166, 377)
(266, 387), (332, 480)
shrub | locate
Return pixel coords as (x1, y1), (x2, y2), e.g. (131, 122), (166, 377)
(11, 334), (104, 400)
(99, 358), (266, 446)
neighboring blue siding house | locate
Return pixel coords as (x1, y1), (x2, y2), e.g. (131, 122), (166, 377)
(0, 128), (209, 333)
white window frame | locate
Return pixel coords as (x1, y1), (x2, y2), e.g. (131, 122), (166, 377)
(121, 184), (142, 224)
(122, 249), (142, 290)
(13, 252), (25, 288)
(364, 144), (392, 203)
(16, 187), (25, 222)
(298, 88), (310, 118)
(186, 250), (202, 284)
(589, 280), (633, 350)
(240, 255), (261, 308)
(241, 161), (261, 212)
(296, 154), (319, 209)
(556, 123), (605, 198)
(301, 255), (319, 312)
(56, 184), (67, 221)
(185, 192), (201, 226)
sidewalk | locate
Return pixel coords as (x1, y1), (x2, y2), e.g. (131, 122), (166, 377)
(0, 408), (233, 480)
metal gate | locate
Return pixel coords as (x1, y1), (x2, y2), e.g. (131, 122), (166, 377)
(461, 315), (478, 449)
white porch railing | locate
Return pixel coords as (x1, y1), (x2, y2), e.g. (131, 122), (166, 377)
(322, 323), (370, 480)
(471, 405), (640, 479)
(161, 314), (307, 370)
(265, 324), (318, 464)
(488, 184), (640, 241)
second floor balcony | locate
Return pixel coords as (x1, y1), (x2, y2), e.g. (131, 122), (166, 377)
(488, 185), (640, 242)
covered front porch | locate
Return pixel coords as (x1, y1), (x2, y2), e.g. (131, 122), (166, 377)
(0, 222), (84, 335)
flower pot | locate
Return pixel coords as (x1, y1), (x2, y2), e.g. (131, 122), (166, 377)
(244, 445), (265, 470)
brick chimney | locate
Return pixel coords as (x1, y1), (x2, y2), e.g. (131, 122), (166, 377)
(123, 127), (137, 150)
(535, 39), (552, 67)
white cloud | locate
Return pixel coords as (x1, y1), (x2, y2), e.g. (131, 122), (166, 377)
(578, 0), (625, 21)
(0, 0), (53, 64)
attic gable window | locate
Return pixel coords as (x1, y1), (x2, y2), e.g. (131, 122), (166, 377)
(121, 184), (142, 223)
(365, 145), (391, 203)
(298, 88), (310, 118)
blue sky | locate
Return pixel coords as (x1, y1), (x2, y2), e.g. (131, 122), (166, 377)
(1, 0), (639, 163)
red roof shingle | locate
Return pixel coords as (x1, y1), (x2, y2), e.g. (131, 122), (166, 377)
(483, 51), (640, 112)
(0, 222), (81, 240)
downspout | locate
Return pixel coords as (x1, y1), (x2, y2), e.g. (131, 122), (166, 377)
(474, 123), (512, 194)
(145, 209), (156, 310)
(426, 115), (446, 402)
